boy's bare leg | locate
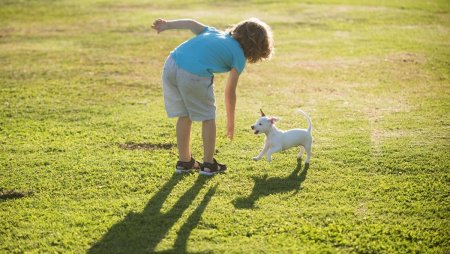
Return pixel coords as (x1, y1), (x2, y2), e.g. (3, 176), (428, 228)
(177, 116), (192, 162)
(202, 119), (216, 164)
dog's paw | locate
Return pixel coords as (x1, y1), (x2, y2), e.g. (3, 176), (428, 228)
(253, 157), (260, 161)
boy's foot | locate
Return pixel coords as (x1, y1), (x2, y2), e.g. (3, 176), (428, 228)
(200, 158), (227, 176)
(175, 157), (201, 174)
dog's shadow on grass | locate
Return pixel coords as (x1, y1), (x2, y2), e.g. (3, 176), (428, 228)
(233, 160), (309, 209)
(89, 174), (216, 253)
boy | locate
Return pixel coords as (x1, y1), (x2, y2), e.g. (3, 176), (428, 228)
(152, 18), (273, 175)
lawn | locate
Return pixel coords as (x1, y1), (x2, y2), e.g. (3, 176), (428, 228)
(1, 0), (449, 253)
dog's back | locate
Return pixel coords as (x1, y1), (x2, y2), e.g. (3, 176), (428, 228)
(280, 129), (311, 150)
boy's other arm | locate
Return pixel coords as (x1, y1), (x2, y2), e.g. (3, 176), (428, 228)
(152, 19), (207, 35)
(225, 68), (239, 140)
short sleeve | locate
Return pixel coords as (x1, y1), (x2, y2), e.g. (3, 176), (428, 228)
(232, 54), (246, 75)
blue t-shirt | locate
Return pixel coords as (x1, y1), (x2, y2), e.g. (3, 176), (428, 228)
(170, 27), (246, 77)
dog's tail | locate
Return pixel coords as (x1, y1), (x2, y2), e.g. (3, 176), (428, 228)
(298, 109), (312, 133)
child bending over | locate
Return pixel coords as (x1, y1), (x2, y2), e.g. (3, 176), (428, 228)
(152, 18), (273, 175)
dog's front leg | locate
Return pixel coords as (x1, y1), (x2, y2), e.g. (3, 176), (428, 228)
(266, 146), (282, 162)
(253, 142), (269, 161)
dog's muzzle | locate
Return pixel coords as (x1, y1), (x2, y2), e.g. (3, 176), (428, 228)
(251, 125), (259, 134)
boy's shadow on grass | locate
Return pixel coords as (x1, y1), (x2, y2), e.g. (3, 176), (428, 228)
(233, 159), (309, 209)
(89, 174), (216, 253)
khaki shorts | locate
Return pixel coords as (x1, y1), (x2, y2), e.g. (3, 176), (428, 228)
(162, 56), (215, 121)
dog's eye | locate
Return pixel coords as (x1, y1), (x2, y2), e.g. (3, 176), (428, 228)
(259, 123), (262, 125)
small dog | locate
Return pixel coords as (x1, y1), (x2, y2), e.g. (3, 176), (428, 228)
(251, 109), (313, 164)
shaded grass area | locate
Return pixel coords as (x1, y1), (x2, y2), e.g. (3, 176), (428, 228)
(1, 0), (449, 253)
(0, 188), (33, 200)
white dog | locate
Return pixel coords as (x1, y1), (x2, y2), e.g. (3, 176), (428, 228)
(251, 109), (313, 164)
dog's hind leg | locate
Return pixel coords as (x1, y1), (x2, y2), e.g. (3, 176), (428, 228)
(297, 146), (304, 159)
(304, 143), (312, 164)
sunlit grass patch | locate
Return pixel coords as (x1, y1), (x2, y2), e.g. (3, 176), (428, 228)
(1, 0), (449, 253)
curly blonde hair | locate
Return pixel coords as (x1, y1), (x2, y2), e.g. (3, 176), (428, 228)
(227, 18), (274, 63)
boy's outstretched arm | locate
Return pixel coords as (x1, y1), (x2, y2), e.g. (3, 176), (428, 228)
(152, 19), (206, 35)
(225, 68), (239, 140)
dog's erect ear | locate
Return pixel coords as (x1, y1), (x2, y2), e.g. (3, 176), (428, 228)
(260, 109), (266, 117)
(269, 117), (279, 124)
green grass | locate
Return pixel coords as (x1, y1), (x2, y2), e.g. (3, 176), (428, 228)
(1, 0), (449, 253)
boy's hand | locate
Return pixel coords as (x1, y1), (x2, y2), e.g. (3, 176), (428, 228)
(227, 123), (234, 141)
(152, 19), (169, 34)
